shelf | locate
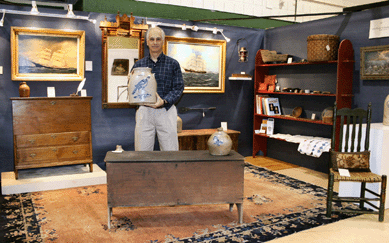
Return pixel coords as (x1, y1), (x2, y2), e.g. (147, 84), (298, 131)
(254, 133), (286, 142)
(256, 91), (337, 97)
(252, 40), (354, 161)
(255, 60), (355, 67)
(228, 77), (252, 80)
(255, 114), (332, 125)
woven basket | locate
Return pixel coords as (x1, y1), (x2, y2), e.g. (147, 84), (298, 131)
(307, 34), (340, 62)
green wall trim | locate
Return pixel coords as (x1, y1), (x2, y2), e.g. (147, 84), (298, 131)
(83, 0), (294, 29)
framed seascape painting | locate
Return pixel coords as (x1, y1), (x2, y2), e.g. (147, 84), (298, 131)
(360, 44), (389, 80)
(11, 27), (85, 81)
(164, 36), (226, 93)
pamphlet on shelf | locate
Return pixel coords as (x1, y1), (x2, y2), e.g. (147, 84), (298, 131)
(265, 97), (281, 115)
(260, 119), (268, 134)
(266, 118), (274, 135)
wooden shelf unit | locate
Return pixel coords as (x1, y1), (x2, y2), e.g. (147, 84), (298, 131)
(252, 39), (354, 159)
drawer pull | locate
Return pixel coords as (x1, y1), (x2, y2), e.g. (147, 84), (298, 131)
(73, 150), (78, 154)
(51, 135), (57, 139)
(28, 139), (35, 144)
(72, 137), (79, 142)
(50, 101), (56, 105)
(30, 153), (36, 158)
(52, 148), (57, 152)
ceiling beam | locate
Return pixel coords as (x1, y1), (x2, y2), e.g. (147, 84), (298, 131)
(343, 1), (389, 12)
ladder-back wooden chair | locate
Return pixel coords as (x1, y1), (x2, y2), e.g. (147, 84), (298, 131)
(326, 103), (387, 221)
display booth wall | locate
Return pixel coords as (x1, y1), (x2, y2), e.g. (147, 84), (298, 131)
(263, 6), (389, 172)
(0, 4), (264, 173)
(1, 4), (389, 174)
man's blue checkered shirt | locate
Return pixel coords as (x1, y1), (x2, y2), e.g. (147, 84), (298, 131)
(132, 53), (184, 110)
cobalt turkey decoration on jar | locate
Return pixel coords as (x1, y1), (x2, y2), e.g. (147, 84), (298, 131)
(128, 67), (157, 105)
(207, 127), (233, 156)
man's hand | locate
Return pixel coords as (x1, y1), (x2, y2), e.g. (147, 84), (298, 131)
(145, 92), (165, 109)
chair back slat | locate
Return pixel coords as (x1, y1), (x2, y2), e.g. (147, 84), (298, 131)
(344, 115), (351, 151)
(351, 114), (357, 152)
(357, 114), (364, 152)
(331, 103), (371, 153)
(338, 115), (345, 151)
(365, 104), (372, 151)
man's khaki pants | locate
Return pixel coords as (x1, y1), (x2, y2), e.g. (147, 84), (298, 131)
(135, 105), (178, 151)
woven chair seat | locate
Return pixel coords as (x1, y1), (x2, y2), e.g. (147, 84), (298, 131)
(330, 168), (383, 182)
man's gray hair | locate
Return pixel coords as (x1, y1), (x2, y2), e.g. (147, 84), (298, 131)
(146, 26), (165, 41)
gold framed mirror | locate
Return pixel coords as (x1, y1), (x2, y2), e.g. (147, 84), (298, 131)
(100, 13), (148, 109)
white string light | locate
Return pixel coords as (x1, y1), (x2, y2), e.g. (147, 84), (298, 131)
(147, 21), (230, 42)
(66, 4), (75, 18)
(30, 1), (39, 15)
(0, 2), (96, 27)
(0, 9), (5, 27)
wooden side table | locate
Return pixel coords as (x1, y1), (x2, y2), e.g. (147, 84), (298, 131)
(104, 150), (245, 229)
(178, 129), (240, 151)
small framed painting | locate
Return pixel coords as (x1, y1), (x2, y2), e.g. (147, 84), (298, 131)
(360, 44), (389, 80)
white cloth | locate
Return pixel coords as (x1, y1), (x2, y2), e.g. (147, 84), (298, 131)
(297, 138), (331, 157)
(269, 133), (331, 158)
(135, 105), (178, 151)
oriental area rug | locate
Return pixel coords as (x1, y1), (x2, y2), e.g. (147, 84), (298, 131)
(1, 163), (358, 242)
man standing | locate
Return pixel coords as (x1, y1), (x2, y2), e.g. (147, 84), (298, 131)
(131, 27), (184, 151)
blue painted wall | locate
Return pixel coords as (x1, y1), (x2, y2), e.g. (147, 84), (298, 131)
(0, 4), (263, 173)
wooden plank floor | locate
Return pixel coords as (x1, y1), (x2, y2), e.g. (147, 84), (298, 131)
(245, 156), (300, 171)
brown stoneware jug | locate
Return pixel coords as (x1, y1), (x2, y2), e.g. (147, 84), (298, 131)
(19, 82), (30, 97)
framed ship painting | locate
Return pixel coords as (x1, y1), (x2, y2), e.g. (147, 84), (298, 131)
(11, 27), (85, 81)
(360, 44), (389, 80)
(164, 36), (226, 93)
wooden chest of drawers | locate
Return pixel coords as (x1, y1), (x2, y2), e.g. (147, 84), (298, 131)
(11, 97), (93, 179)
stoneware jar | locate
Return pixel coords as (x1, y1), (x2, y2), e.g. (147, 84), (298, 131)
(128, 67), (157, 105)
(177, 115), (183, 133)
(207, 127), (232, 156)
(384, 94), (389, 126)
(19, 82), (30, 97)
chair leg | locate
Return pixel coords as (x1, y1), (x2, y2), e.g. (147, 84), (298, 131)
(360, 182), (366, 210)
(326, 172), (335, 218)
(379, 175), (387, 222)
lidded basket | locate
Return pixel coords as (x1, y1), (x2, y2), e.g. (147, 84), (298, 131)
(128, 67), (157, 105)
(207, 127), (232, 156)
(307, 34), (340, 62)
